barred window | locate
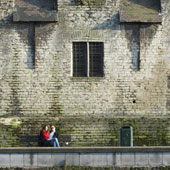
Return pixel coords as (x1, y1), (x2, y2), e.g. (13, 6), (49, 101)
(73, 42), (87, 77)
(73, 42), (104, 77)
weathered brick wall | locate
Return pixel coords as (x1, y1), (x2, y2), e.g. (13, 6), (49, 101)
(0, 0), (170, 146)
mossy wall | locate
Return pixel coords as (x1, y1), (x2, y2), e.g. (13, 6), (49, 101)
(0, 116), (169, 147)
(74, 0), (105, 6)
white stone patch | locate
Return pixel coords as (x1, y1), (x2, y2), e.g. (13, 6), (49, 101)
(0, 117), (21, 126)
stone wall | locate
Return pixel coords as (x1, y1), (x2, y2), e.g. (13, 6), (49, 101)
(0, 0), (170, 146)
(1, 147), (170, 168)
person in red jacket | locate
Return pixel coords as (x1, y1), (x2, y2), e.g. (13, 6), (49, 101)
(42, 125), (50, 139)
(39, 125), (51, 146)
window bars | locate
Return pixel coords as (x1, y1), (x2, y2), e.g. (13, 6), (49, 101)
(73, 42), (104, 77)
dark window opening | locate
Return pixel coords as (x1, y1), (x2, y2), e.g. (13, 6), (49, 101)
(89, 42), (104, 77)
(73, 42), (104, 77)
(73, 42), (87, 77)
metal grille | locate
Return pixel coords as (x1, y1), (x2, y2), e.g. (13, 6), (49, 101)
(73, 42), (87, 77)
(89, 42), (104, 77)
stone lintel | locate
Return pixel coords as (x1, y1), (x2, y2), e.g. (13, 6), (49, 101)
(119, 0), (162, 23)
(13, 0), (58, 22)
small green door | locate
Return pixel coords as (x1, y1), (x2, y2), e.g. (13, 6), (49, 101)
(119, 126), (133, 146)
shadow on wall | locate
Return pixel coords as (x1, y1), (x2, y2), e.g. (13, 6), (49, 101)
(93, 13), (120, 30)
(0, 14), (56, 69)
(93, 12), (160, 72)
(0, 14), (34, 69)
(121, 23), (159, 71)
(0, 14), (59, 116)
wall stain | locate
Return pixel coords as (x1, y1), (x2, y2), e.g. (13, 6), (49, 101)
(8, 52), (22, 116)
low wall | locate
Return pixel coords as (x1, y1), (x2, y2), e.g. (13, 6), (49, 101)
(1, 147), (170, 168)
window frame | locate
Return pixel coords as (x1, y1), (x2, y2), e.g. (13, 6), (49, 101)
(72, 41), (104, 78)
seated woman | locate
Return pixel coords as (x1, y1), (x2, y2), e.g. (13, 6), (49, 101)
(38, 125), (60, 147)
(39, 125), (51, 146)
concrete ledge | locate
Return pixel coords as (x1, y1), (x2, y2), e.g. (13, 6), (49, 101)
(1, 147), (170, 153)
(0, 147), (170, 168)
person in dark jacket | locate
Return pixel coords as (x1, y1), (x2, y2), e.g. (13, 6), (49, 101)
(49, 125), (60, 147)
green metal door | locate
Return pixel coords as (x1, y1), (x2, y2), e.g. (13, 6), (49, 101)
(119, 126), (133, 146)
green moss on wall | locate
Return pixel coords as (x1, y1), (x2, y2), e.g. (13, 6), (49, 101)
(0, 116), (170, 147)
(61, 117), (170, 147)
(74, 0), (105, 6)
(109, 117), (169, 146)
(0, 124), (21, 147)
(0, 113), (12, 118)
(6, 51), (22, 116)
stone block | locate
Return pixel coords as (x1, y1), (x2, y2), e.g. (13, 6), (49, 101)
(107, 153), (115, 166)
(37, 153), (52, 167)
(11, 153), (24, 167)
(149, 152), (163, 166)
(80, 153), (107, 167)
(115, 152), (121, 166)
(23, 153), (38, 168)
(163, 152), (170, 166)
(121, 152), (135, 166)
(94, 154), (109, 166)
(0, 154), (10, 167)
(135, 152), (149, 166)
(66, 153), (80, 166)
(51, 153), (65, 166)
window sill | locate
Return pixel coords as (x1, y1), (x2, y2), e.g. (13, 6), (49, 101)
(70, 77), (105, 82)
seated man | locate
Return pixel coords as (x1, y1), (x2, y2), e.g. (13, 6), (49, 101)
(49, 125), (60, 147)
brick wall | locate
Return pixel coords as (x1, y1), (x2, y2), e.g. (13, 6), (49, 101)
(0, 0), (170, 146)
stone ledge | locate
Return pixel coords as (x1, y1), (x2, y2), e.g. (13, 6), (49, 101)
(1, 147), (170, 167)
(1, 147), (170, 153)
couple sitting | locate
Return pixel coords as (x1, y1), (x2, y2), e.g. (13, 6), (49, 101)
(39, 125), (60, 147)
